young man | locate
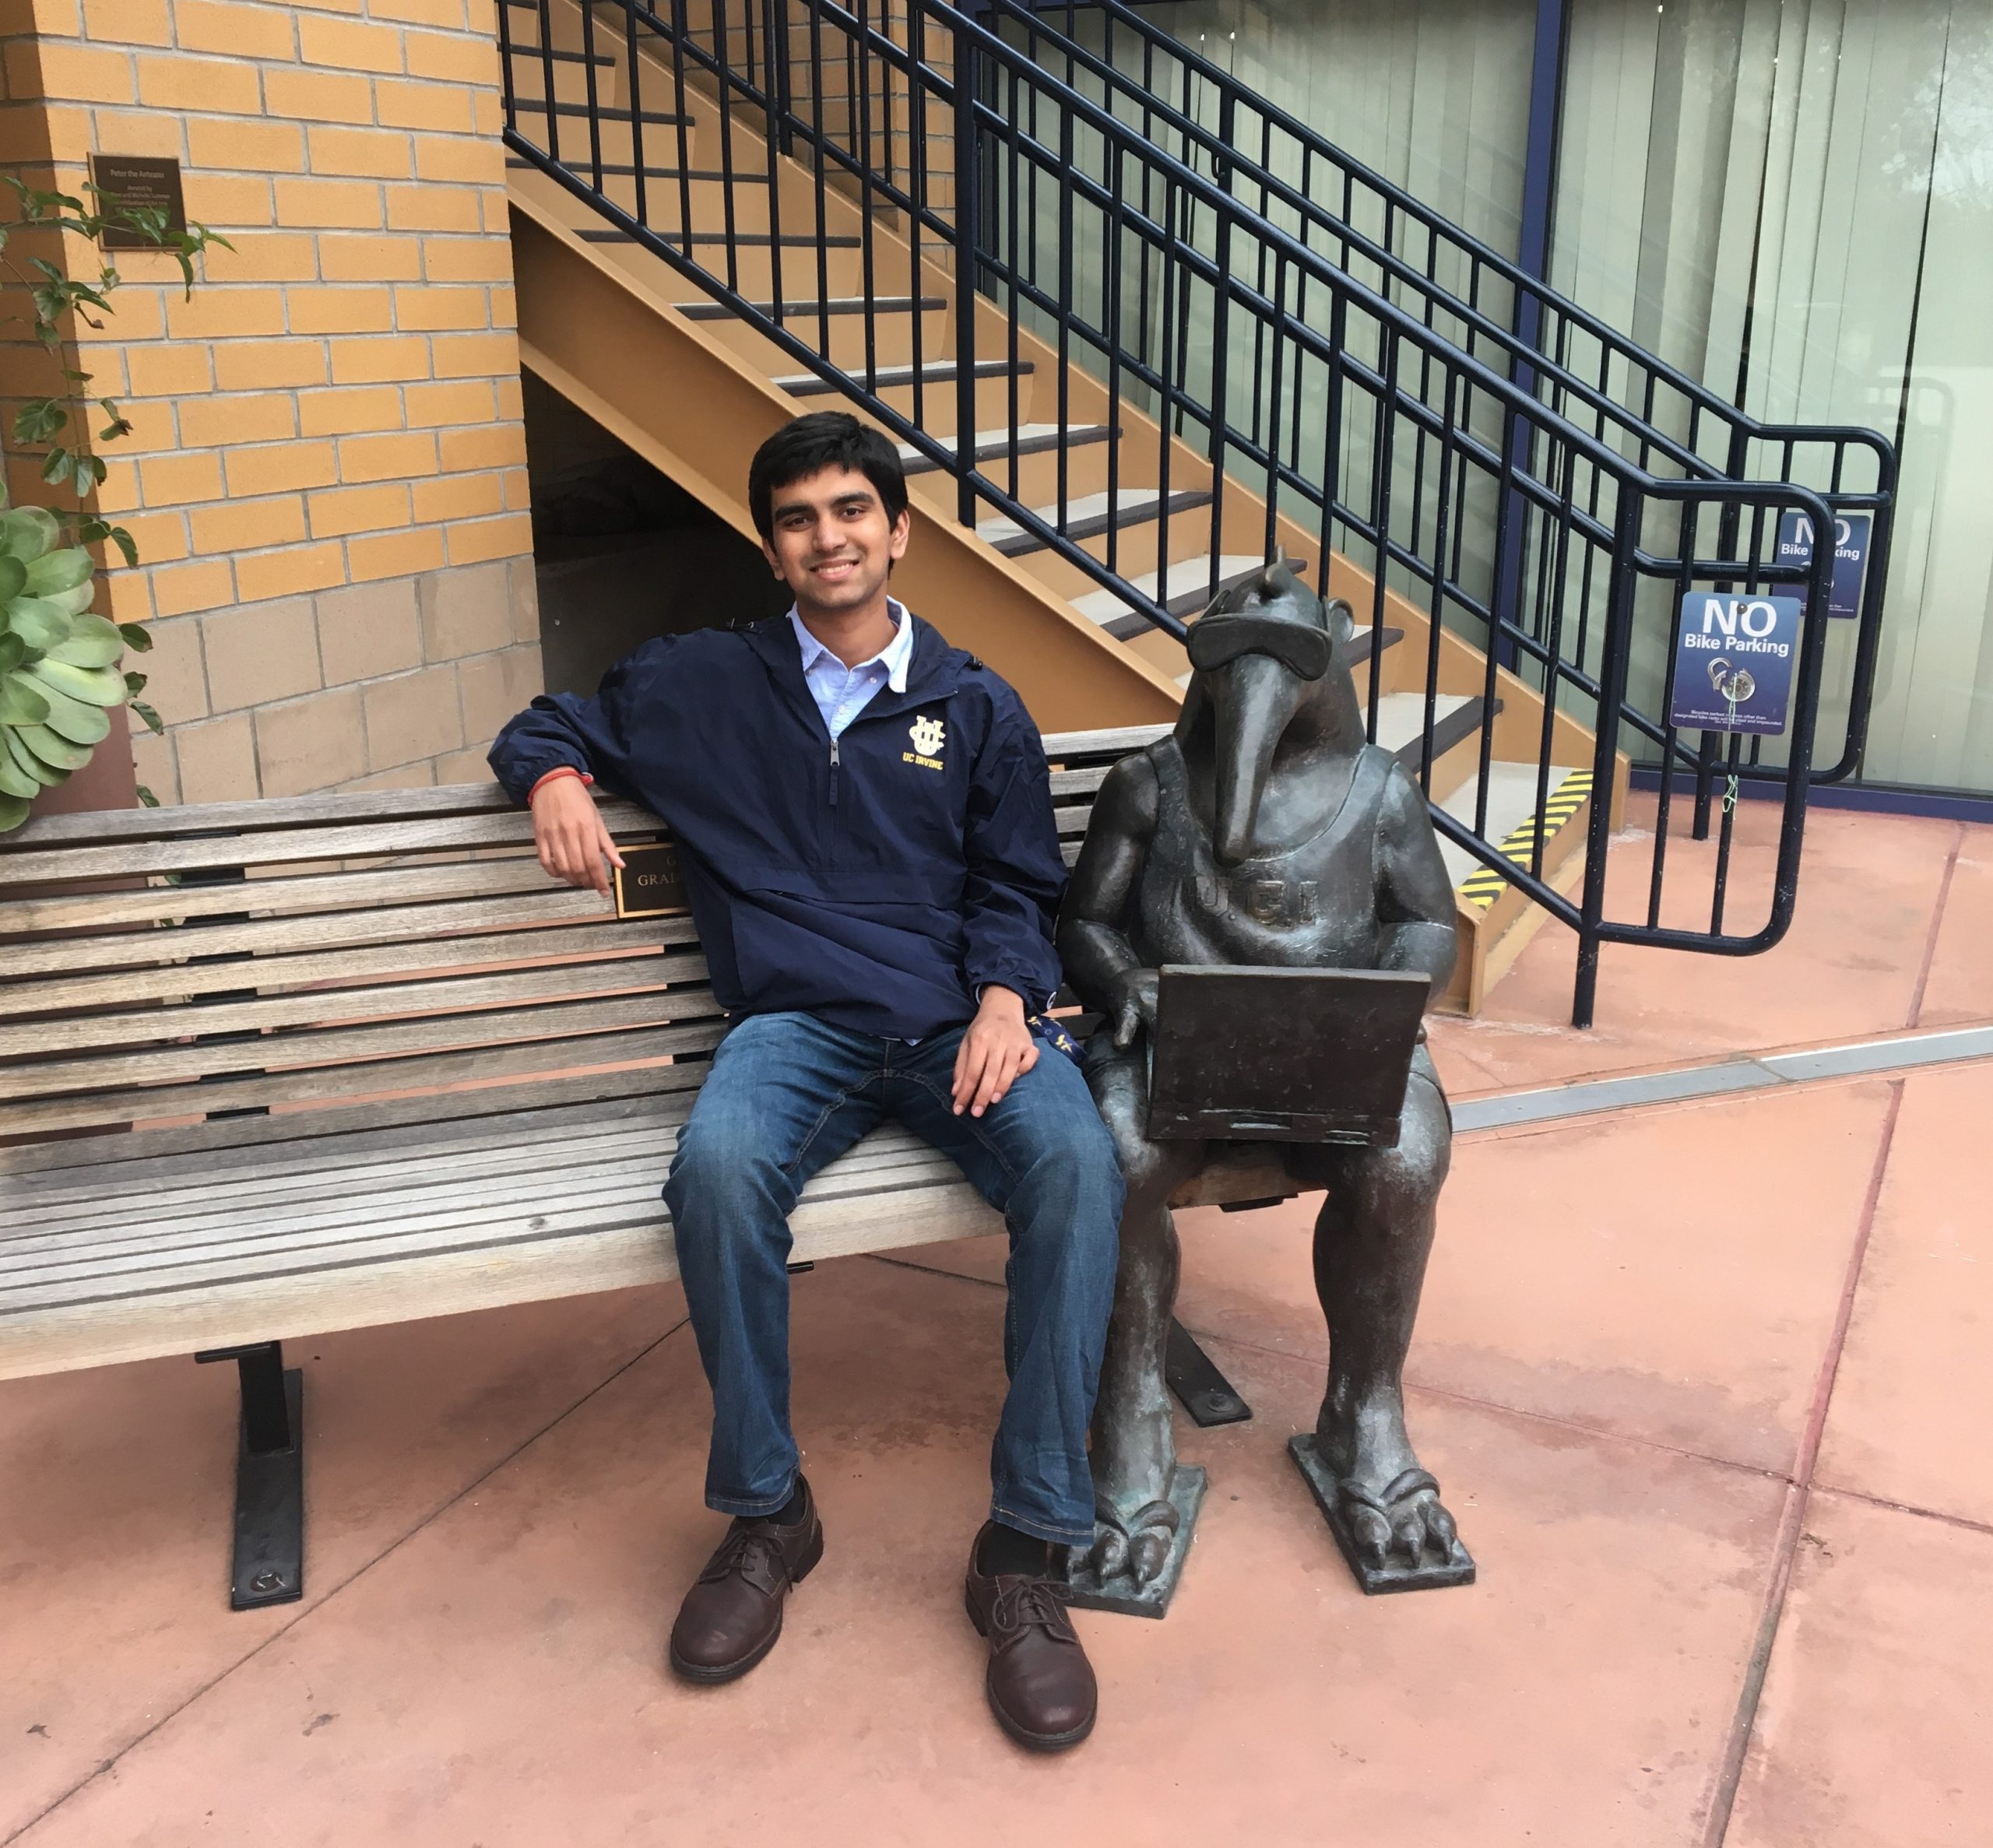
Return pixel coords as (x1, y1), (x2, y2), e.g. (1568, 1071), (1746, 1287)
(488, 413), (1123, 1752)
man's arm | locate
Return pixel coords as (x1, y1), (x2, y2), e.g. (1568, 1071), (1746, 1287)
(951, 696), (1067, 1117)
(1373, 759), (1458, 993)
(487, 640), (671, 898)
(1055, 752), (1161, 1050)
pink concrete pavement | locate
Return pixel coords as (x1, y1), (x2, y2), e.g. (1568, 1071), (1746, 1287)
(3, 808), (1989, 1846)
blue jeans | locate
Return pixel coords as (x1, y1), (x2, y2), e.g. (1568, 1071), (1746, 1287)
(663, 1010), (1125, 1546)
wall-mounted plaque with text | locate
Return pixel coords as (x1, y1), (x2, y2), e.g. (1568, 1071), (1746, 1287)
(87, 154), (188, 248)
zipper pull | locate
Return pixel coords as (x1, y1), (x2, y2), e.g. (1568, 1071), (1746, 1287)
(828, 736), (840, 806)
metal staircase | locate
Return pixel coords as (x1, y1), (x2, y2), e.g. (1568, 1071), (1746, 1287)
(497, 0), (1896, 1024)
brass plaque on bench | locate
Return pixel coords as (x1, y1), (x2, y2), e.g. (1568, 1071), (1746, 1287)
(613, 841), (691, 918)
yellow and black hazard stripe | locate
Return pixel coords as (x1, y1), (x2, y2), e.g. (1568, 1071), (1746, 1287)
(1457, 769), (1594, 912)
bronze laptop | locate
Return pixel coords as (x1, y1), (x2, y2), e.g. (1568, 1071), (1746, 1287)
(1145, 965), (1429, 1147)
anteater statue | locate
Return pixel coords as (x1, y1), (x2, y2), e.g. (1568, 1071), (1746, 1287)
(1057, 558), (1473, 1609)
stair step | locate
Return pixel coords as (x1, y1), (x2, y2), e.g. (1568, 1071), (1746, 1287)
(1165, 624), (1401, 688)
(501, 45), (616, 66)
(1070, 554), (1264, 636)
(773, 360), (1033, 397)
(900, 423), (1116, 475)
(679, 294), (945, 322)
(582, 228), (863, 248)
(511, 98), (690, 126)
(979, 487), (1214, 559)
(508, 155), (761, 184)
(1375, 693), (1499, 777)
(1442, 764), (1591, 898)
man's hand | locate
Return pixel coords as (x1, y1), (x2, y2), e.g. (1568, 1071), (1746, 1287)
(951, 985), (1039, 1118)
(530, 774), (625, 897)
(1108, 968), (1160, 1052)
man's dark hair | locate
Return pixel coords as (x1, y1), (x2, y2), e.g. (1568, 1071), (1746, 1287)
(747, 412), (909, 545)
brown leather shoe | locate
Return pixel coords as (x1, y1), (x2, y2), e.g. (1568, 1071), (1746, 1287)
(667, 1479), (823, 1684)
(964, 1523), (1098, 1751)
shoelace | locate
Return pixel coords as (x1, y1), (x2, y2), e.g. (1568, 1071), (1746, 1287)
(994, 1578), (1074, 1640)
(702, 1528), (786, 1592)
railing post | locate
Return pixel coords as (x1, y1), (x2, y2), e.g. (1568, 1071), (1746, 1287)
(951, 13), (980, 530)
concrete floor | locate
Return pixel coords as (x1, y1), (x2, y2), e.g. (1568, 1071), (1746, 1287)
(3, 810), (1988, 1846)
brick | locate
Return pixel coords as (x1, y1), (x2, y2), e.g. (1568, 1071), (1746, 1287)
(178, 173), (276, 227)
(146, 557), (236, 619)
(318, 232), (424, 281)
(80, 286), (165, 342)
(128, 725), (177, 805)
(202, 594), (322, 710)
(114, 399), (179, 454)
(336, 429), (434, 481)
(305, 125), (412, 179)
(128, 614), (210, 724)
(403, 378), (493, 427)
(402, 29), (496, 86)
(287, 283), (394, 335)
(190, 494), (308, 555)
(136, 53), (262, 114)
(371, 0), (469, 28)
(315, 576), (421, 684)
(501, 465), (530, 511)
(444, 511), (531, 567)
(264, 66), (374, 125)
(433, 744), (495, 785)
(479, 187), (509, 237)
(374, 77), (474, 134)
(83, 0), (170, 45)
(86, 108), (185, 162)
(508, 557), (540, 642)
(488, 285), (515, 330)
(307, 480), (409, 538)
(211, 339), (326, 392)
(254, 683), (365, 795)
(110, 510), (188, 564)
(101, 567), (155, 624)
(411, 469), (502, 525)
(346, 524), (445, 581)
(275, 176), (383, 230)
(420, 236), (512, 283)
(394, 283), (487, 332)
(412, 132), (502, 186)
(471, 89), (502, 137)
(385, 182), (481, 233)
(173, 711), (260, 803)
(163, 285), (286, 341)
(297, 385), (403, 437)
(430, 330), (515, 379)
(225, 440), (337, 497)
(456, 642), (541, 743)
(363, 662), (462, 768)
(234, 539), (345, 605)
(298, 14), (403, 76)
(139, 451), (227, 507)
(186, 118), (308, 176)
(417, 556), (510, 659)
(92, 461), (142, 518)
(178, 390), (297, 448)
(339, 761), (435, 792)
(8, 42), (134, 104)
(329, 333), (430, 384)
(202, 232), (318, 283)
(437, 422), (525, 472)
(174, 0), (300, 61)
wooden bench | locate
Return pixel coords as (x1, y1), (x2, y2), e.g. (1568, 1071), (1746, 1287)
(0, 722), (1292, 1607)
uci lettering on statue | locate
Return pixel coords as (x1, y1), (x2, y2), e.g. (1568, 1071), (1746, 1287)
(1669, 593), (1801, 736)
(1776, 508), (1871, 622)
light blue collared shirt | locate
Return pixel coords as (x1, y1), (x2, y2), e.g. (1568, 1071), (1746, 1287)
(788, 599), (915, 739)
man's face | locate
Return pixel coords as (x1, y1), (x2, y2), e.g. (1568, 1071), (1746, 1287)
(761, 464), (910, 614)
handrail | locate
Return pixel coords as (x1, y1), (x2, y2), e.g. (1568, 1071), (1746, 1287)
(498, 0), (1896, 1024)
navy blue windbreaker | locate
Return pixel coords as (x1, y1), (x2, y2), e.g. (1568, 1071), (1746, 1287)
(487, 613), (1068, 1042)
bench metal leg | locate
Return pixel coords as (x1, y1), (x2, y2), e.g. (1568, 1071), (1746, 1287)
(195, 1341), (304, 1610)
(1165, 1319), (1253, 1427)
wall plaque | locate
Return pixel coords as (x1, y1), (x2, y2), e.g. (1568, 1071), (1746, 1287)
(88, 153), (187, 248)
(613, 842), (690, 919)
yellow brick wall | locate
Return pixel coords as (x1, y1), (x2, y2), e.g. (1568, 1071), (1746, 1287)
(0, 0), (542, 801)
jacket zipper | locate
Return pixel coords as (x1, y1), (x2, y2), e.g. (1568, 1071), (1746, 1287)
(828, 736), (840, 806)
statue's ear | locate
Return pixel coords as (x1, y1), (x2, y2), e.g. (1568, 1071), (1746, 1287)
(1324, 596), (1357, 645)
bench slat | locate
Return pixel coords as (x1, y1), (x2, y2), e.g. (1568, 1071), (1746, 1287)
(0, 1003), (724, 1132)
(0, 779), (522, 848)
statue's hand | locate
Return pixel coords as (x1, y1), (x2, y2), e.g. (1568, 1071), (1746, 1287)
(1109, 968), (1161, 1052)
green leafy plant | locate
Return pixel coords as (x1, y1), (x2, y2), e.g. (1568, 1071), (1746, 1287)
(0, 175), (225, 830)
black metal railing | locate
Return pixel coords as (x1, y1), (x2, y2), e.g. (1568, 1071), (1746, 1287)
(497, 0), (1897, 1024)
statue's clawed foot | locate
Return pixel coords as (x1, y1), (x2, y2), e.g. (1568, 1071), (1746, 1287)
(1288, 1440), (1476, 1593)
(1084, 1495), (1180, 1590)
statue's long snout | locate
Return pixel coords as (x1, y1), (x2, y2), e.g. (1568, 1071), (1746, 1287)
(1210, 649), (1304, 866)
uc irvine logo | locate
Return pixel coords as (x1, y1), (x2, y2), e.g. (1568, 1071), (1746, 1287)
(904, 715), (946, 770)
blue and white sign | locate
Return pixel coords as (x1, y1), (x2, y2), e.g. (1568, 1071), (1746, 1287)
(1670, 594), (1801, 736)
(1775, 510), (1872, 621)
